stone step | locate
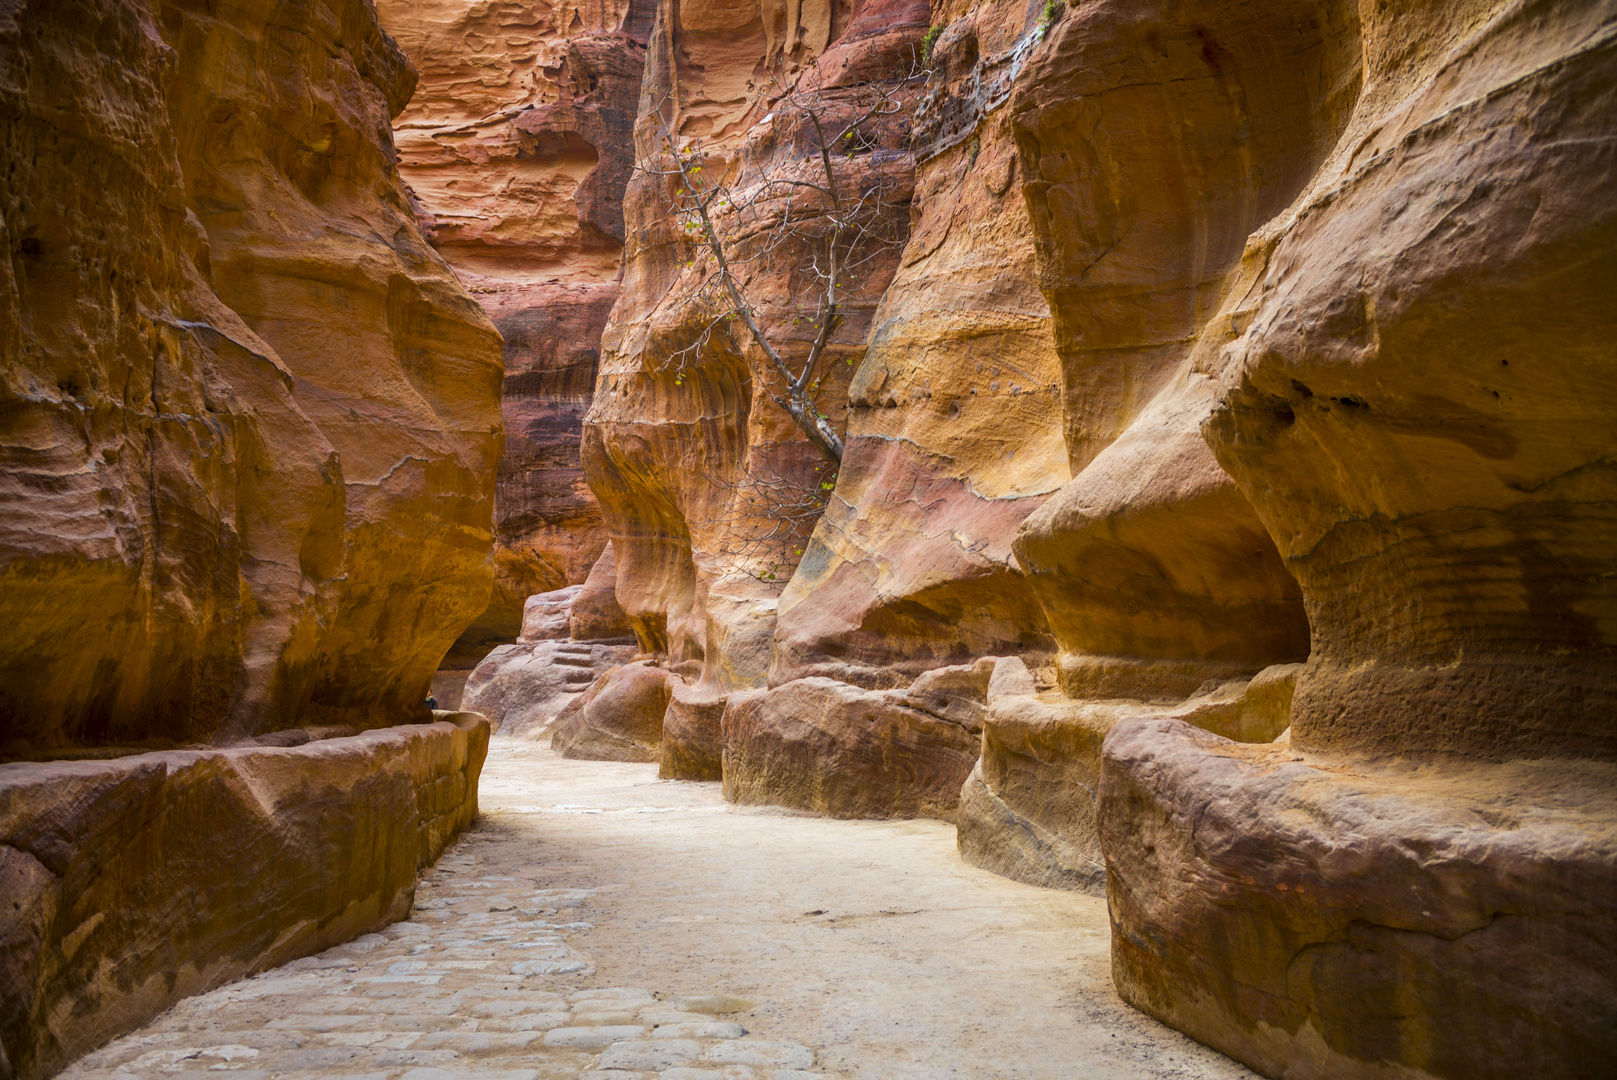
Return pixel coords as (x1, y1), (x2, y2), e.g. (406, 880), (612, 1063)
(553, 656), (594, 668)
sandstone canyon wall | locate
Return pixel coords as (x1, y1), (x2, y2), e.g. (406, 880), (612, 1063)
(1, 0), (501, 1073)
(1, 0), (503, 754)
(559, 0), (1617, 1075)
(1090, 1), (1617, 1076)
(378, 0), (654, 662)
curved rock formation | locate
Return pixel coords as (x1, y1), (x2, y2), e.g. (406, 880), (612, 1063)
(0, 713), (489, 1080)
(1086, 0), (1617, 1076)
(551, 660), (675, 761)
(946, 0), (1353, 891)
(0, 0), (502, 752)
(568, 540), (635, 641)
(769, 0), (1066, 690)
(377, 0), (652, 661)
(1203, 1), (1617, 763)
(584, 0), (930, 684)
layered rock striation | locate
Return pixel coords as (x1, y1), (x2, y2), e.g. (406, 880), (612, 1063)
(0, 713), (489, 1080)
(378, 0), (653, 661)
(1, 2), (506, 1072)
(1095, 1), (1617, 1075)
(583, 0), (932, 683)
(0, 0), (503, 752)
(771, 0), (1067, 692)
(559, 0), (1617, 1074)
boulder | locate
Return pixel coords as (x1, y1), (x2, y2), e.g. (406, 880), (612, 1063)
(659, 683), (728, 781)
(521, 585), (585, 643)
(550, 662), (675, 762)
(1100, 716), (1617, 1080)
(462, 640), (637, 738)
(721, 677), (979, 820)
(0, 714), (489, 1080)
(569, 542), (635, 642)
(957, 691), (1111, 894)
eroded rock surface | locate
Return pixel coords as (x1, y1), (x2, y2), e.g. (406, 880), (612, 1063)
(1203, 0), (1617, 763)
(957, 661), (1297, 893)
(568, 540), (635, 642)
(0, 0), (502, 752)
(771, 0), (1066, 691)
(551, 661), (676, 762)
(661, 681), (728, 781)
(463, 640), (637, 738)
(1101, 718), (1617, 1080)
(0, 714), (489, 1080)
(722, 677), (979, 820)
(1069, 1), (1617, 1076)
(584, 0), (929, 680)
(377, 0), (652, 661)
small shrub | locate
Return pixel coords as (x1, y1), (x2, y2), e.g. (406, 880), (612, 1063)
(1039, 0), (1064, 37)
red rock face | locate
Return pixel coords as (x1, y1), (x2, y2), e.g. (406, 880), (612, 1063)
(377, 0), (652, 661)
(0, 0), (502, 750)
(771, 0), (1068, 691)
(584, 0), (931, 681)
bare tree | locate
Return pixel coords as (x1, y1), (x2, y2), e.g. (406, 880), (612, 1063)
(639, 59), (926, 465)
(694, 459), (839, 583)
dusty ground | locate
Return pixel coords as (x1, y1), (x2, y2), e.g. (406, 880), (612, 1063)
(477, 741), (1250, 1080)
(66, 739), (1254, 1080)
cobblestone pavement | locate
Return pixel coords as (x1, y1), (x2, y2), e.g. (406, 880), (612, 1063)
(64, 867), (824, 1080)
(65, 740), (1255, 1080)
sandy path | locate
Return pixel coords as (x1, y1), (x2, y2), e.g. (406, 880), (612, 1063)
(65, 739), (1254, 1080)
(479, 740), (1253, 1080)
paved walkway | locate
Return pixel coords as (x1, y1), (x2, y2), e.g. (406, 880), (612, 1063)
(65, 740), (1254, 1080)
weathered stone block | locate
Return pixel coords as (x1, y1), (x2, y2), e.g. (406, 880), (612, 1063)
(660, 684), (726, 781)
(1100, 716), (1617, 1080)
(0, 714), (489, 1080)
(721, 678), (977, 820)
(550, 663), (673, 762)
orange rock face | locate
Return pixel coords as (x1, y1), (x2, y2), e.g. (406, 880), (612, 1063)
(0, 0), (502, 750)
(1028, 0), (1617, 1075)
(562, 0), (1617, 1072)
(771, 0), (1067, 691)
(0, 714), (488, 1080)
(583, 0), (931, 680)
(377, 0), (651, 659)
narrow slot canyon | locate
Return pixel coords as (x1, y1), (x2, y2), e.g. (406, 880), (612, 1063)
(2, 0), (1614, 1078)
